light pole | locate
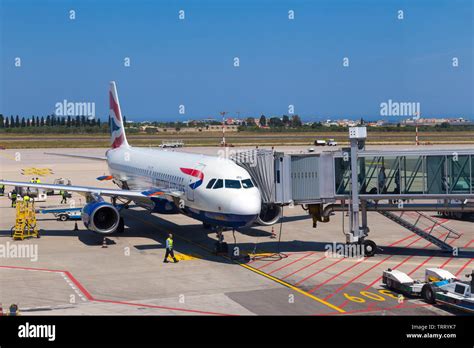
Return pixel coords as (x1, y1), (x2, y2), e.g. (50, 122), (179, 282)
(220, 111), (227, 146)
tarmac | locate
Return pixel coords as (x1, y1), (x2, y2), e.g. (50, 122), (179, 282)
(0, 146), (473, 315)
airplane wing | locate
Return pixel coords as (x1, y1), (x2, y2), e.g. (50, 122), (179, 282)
(44, 152), (107, 161)
(0, 180), (184, 200)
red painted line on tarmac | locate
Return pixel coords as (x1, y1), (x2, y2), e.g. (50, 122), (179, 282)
(387, 233), (416, 247)
(268, 252), (314, 275)
(308, 257), (366, 294)
(455, 259), (472, 277)
(362, 235), (447, 291)
(407, 237), (457, 276)
(294, 258), (345, 287)
(0, 265), (65, 273)
(280, 255), (326, 280)
(256, 257), (285, 270)
(439, 239), (474, 269)
(0, 265), (233, 316)
(362, 231), (449, 290)
(324, 255), (392, 301)
(93, 298), (233, 316)
(323, 232), (425, 302)
(338, 233), (447, 309)
(63, 271), (94, 301)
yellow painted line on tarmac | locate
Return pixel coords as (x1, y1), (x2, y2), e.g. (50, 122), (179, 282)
(130, 214), (345, 314)
(239, 263), (345, 313)
(0, 152), (17, 161)
(174, 253), (201, 261)
(21, 167), (54, 176)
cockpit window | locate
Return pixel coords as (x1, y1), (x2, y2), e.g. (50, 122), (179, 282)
(213, 179), (223, 189)
(225, 179), (241, 189)
(241, 178), (254, 188)
(206, 178), (216, 189)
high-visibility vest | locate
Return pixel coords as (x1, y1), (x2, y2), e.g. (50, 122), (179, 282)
(36, 179), (41, 184)
(30, 179), (35, 183)
(166, 238), (173, 249)
(11, 193), (17, 199)
(23, 196), (30, 202)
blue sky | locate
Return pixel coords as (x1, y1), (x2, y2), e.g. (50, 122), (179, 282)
(1, 0), (473, 122)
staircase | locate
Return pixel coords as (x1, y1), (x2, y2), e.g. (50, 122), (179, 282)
(378, 211), (461, 252)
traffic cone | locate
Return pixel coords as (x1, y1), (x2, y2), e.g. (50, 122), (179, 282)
(270, 226), (276, 239)
(73, 222), (79, 231)
(101, 237), (108, 248)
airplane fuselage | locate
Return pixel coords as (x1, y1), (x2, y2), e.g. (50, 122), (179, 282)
(106, 146), (262, 228)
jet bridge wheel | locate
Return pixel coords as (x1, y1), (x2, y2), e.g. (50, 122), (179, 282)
(421, 284), (436, 304)
(362, 240), (377, 257)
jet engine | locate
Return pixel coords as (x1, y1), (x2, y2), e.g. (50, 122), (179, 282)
(255, 203), (282, 226)
(82, 200), (120, 234)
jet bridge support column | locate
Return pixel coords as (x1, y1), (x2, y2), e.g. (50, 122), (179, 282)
(348, 127), (376, 256)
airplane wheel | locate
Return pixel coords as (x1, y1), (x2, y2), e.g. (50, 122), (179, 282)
(363, 240), (377, 257)
(59, 214), (68, 221)
(422, 284), (436, 304)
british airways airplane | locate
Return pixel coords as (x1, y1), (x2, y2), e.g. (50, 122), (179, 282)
(0, 82), (262, 235)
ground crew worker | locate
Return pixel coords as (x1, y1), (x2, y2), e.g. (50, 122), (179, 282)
(30, 178), (35, 183)
(378, 165), (387, 194)
(9, 304), (18, 316)
(60, 190), (68, 204)
(163, 233), (178, 263)
(0, 182), (4, 196)
(36, 177), (41, 184)
(11, 191), (17, 207)
(23, 195), (31, 206)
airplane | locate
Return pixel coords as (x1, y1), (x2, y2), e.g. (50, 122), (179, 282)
(0, 82), (263, 239)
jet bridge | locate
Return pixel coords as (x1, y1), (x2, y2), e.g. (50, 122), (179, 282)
(231, 128), (474, 255)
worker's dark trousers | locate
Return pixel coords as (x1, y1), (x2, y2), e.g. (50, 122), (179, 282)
(164, 248), (177, 262)
(61, 198), (67, 204)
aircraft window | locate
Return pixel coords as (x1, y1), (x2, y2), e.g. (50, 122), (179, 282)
(213, 179), (223, 189)
(206, 179), (216, 189)
(225, 179), (241, 189)
(241, 179), (254, 188)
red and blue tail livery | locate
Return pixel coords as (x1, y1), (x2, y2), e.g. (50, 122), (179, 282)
(109, 81), (128, 149)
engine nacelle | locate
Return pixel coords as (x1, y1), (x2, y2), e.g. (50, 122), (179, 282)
(82, 201), (120, 234)
(255, 203), (282, 226)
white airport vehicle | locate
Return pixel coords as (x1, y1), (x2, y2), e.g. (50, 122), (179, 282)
(327, 139), (338, 146)
(37, 207), (82, 221)
(307, 147), (315, 153)
(314, 139), (326, 146)
(383, 268), (474, 313)
(0, 82), (262, 238)
(46, 178), (72, 195)
(159, 140), (184, 148)
(8, 187), (47, 202)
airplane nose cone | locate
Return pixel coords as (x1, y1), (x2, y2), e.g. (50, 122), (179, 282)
(229, 190), (261, 216)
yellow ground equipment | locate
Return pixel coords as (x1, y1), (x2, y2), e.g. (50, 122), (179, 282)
(12, 201), (39, 240)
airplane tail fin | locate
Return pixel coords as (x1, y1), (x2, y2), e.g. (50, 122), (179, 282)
(109, 81), (129, 149)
